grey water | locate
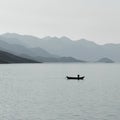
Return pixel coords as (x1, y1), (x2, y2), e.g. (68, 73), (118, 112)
(0, 63), (120, 120)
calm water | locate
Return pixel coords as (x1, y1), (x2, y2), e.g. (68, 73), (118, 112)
(0, 63), (120, 120)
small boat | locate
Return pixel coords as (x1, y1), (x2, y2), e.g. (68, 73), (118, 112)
(66, 76), (85, 80)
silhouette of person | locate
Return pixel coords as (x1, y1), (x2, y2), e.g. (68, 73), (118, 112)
(78, 74), (80, 78)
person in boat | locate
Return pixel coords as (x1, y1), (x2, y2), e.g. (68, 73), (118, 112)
(77, 74), (80, 79)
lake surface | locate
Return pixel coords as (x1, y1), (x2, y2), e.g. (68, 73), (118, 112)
(0, 63), (120, 120)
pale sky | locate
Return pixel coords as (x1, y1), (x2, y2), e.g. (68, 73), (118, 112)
(0, 0), (120, 44)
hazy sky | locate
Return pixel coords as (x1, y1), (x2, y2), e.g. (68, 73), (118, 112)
(0, 0), (120, 44)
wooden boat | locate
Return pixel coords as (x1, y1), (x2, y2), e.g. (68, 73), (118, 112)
(66, 76), (85, 80)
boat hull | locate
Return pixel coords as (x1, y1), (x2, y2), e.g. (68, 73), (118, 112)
(66, 76), (85, 80)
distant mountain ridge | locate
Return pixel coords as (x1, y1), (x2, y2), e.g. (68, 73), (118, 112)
(0, 33), (120, 62)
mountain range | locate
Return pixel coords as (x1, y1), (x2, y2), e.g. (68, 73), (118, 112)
(0, 33), (120, 63)
(0, 34), (83, 63)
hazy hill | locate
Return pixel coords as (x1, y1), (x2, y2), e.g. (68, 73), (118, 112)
(0, 50), (39, 63)
(96, 57), (114, 63)
(1, 33), (120, 62)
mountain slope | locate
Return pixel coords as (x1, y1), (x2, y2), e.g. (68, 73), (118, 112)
(0, 50), (39, 63)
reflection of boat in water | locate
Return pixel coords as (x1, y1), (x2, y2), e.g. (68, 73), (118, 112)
(66, 75), (85, 80)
